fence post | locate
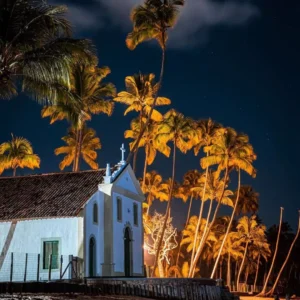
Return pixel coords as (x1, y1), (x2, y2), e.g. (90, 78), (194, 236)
(24, 253), (28, 282)
(60, 255), (63, 279)
(10, 253), (13, 282)
(37, 254), (40, 282)
(69, 255), (73, 279)
(48, 254), (52, 281)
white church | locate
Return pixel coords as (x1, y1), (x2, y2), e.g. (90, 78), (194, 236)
(0, 145), (145, 281)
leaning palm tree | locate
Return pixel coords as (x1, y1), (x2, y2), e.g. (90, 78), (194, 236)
(125, 0), (185, 163)
(0, 134), (40, 176)
(55, 126), (101, 170)
(42, 63), (116, 171)
(266, 210), (300, 297)
(257, 207), (284, 296)
(211, 135), (257, 279)
(190, 128), (257, 277)
(0, 0), (95, 101)
(152, 109), (196, 276)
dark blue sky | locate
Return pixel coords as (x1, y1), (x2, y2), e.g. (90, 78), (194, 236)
(1, 0), (299, 230)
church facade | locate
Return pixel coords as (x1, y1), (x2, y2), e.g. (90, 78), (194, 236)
(0, 147), (145, 281)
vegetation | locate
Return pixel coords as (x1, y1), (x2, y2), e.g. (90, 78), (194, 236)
(0, 0), (299, 297)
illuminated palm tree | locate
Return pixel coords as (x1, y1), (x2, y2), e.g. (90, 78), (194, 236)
(125, 0), (185, 162)
(190, 128), (257, 277)
(42, 63), (115, 171)
(235, 186), (259, 216)
(140, 171), (168, 215)
(236, 215), (267, 290)
(0, 134), (40, 176)
(125, 117), (170, 183)
(152, 109), (196, 275)
(266, 210), (300, 297)
(211, 135), (257, 278)
(55, 126), (101, 171)
(175, 170), (202, 267)
(258, 207), (284, 296)
(0, 0), (95, 101)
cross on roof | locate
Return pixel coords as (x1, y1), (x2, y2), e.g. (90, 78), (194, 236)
(120, 143), (126, 165)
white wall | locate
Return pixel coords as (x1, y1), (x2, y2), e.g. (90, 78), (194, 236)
(0, 217), (83, 282)
(112, 192), (143, 275)
(84, 192), (104, 277)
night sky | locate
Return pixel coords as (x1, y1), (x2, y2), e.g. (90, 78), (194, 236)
(1, 0), (299, 230)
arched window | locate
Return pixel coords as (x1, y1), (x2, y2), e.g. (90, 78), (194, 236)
(93, 203), (98, 224)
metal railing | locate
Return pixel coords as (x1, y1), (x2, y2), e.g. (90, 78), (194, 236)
(0, 252), (83, 282)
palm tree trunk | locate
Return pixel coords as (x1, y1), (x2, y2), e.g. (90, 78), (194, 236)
(142, 146), (149, 189)
(219, 258), (223, 279)
(75, 128), (83, 171)
(211, 168), (241, 278)
(13, 167), (17, 177)
(227, 253), (231, 289)
(237, 241), (249, 291)
(151, 140), (176, 277)
(266, 210), (300, 296)
(175, 195), (194, 268)
(73, 128), (79, 172)
(253, 254), (260, 292)
(257, 207), (284, 296)
(158, 259), (165, 278)
(146, 194), (151, 215)
(189, 163), (209, 277)
(126, 47), (166, 164)
(133, 148), (138, 173)
(245, 269), (249, 285)
(189, 165), (229, 277)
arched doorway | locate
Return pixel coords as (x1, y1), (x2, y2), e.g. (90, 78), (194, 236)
(124, 227), (132, 277)
(89, 237), (96, 277)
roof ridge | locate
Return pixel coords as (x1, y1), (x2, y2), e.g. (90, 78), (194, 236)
(0, 168), (109, 180)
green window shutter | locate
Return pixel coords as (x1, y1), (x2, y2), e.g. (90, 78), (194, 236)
(43, 241), (59, 269)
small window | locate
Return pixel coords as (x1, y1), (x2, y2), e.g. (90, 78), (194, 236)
(43, 241), (59, 269)
(133, 203), (138, 226)
(117, 198), (122, 222)
(93, 203), (98, 224)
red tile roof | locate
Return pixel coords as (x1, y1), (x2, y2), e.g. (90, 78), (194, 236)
(0, 168), (116, 222)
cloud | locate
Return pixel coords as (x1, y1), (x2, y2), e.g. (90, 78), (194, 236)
(50, 0), (260, 49)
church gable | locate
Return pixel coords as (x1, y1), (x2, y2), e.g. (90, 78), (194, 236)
(113, 165), (144, 200)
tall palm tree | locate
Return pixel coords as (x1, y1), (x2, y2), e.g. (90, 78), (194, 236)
(175, 170), (202, 267)
(55, 126), (101, 171)
(236, 215), (267, 291)
(125, 0), (185, 163)
(211, 135), (257, 278)
(116, 73), (171, 171)
(0, 134), (40, 176)
(140, 171), (169, 215)
(266, 210), (300, 296)
(151, 109), (195, 275)
(0, 0), (95, 101)
(188, 119), (222, 276)
(190, 128), (257, 277)
(125, 117), (170, 184)
(257, 207), (284, 296)
(42, 63), (116, 171)
(235, 186), (259, 216)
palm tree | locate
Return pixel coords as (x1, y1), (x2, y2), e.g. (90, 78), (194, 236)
(257, 207), (284, 296)
(211, 135), (257, 278)
(235, 186), (259, 216)
(140, 171), (169, 215)
(0, 134), (40, 176)
(0, 0), (95, 101)
(55, 126), (101, 170)
(42, 63), (116, 171)
(188, 119), (222, 276)
(266, 210), (300, 297)
(190, 128), (257, 277)
(175, 170), (202, 267)
(125, 0), (185, 163)
(152, 109), (196, 276)
(235, 216), (267, 291)
(125, 117), (170, 184)
(116, 73), (171, 171)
